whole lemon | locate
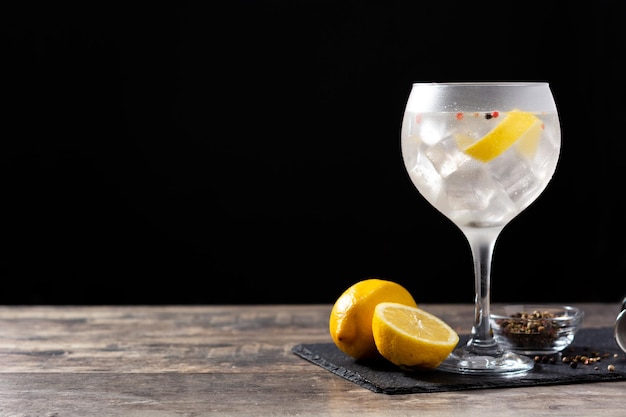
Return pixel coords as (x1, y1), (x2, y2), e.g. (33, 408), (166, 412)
(329, 278), (417, 360)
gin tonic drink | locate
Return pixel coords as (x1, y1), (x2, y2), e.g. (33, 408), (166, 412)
(400, 82), (561, 374)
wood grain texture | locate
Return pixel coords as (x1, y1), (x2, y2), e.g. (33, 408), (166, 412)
(0, 303), (624, 416)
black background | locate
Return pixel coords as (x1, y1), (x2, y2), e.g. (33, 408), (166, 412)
(2, 2), (625, 305)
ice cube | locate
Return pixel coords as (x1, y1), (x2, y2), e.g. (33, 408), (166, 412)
(444, 167), (495, 211)
(490, 150), (538, 204)
(418, 116), (448, 146)
(477, 190), (518, 225)
(401, 134), (421, 169)
(425, 135), (472, 178)
(408, 151), (443, 202)
(529, 133), (560, 177)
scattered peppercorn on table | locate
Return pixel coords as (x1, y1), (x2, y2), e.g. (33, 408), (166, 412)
(0, 303), (624, 416)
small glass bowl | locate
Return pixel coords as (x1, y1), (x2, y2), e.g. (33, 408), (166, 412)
(490, 305), (584, 356)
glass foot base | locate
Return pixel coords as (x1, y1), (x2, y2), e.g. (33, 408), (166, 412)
(437, 347), (534, 375)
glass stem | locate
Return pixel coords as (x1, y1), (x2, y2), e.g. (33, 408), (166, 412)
(460, 225), (504, 353)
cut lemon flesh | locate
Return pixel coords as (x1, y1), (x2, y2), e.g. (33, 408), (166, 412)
(372, 302), (459, 368)
(463, 110), (541, 162)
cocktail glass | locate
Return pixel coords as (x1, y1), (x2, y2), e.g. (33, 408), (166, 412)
(400, 82), (561, 374)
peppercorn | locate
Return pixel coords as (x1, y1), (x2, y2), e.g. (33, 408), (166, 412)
(496, 310), (557, 348)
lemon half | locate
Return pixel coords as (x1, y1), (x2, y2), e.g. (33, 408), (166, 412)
(372, 302), (459, 368)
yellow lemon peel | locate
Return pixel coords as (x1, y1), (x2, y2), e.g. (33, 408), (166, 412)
(463, 110), (541, 162)
(514, 118), (543, 157)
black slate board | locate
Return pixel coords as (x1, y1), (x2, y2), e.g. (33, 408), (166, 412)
(292, 327), (626, 394)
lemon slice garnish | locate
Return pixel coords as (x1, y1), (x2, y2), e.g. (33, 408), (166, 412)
(514, 118), (543, 157)
(463, 110), (541, 162)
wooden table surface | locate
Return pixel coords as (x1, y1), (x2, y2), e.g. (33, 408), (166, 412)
(0, 303), (624, 416)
